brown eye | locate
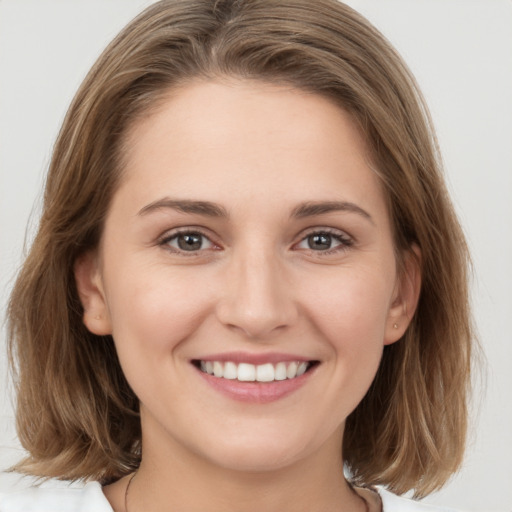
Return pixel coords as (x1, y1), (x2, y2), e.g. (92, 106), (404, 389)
(295, 230), (353, 254)
(177, 233), (203, 251)
(307, 233), (333, 250)
(163, 231), (214, 252)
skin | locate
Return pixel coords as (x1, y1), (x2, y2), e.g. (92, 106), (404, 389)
(75, 80), (420, 512)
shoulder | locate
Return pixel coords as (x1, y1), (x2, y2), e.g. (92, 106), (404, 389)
(0, 475), (113, 512)
(378, 488), (464, 512)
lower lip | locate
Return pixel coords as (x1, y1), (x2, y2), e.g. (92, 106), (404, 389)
(194, 366), (316, 404)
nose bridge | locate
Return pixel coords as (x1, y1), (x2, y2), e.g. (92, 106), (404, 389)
(217, 243), (297, 338)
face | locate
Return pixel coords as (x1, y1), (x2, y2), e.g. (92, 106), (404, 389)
(76, 80), (419, 473)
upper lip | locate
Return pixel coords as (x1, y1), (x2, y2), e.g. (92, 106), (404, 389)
(192, 351), (315, 365)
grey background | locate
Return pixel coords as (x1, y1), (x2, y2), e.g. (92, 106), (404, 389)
(1, 1), (511, 510)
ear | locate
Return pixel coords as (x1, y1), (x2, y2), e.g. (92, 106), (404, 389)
(384, 244), (422, 345)
(74, 251), (112, 335)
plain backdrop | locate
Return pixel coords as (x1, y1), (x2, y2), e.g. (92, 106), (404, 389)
(0, 1), (511, 510)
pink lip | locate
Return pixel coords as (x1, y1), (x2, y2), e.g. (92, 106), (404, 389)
(194, 351), (312, 365)
(193, 357), (318, 404)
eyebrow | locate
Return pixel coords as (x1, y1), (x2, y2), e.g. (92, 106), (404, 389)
(138, 198), (229, 218)
(290, 201), (374, 224)
(138, 197), (373, 224)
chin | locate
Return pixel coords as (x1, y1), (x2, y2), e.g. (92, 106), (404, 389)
(207, 445), (304, 473)
(193, 427), (322, 473)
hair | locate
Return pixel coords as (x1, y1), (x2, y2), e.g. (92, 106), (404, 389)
(7, 0), (472, 497)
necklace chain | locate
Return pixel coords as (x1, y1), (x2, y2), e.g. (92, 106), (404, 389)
(124, 472), (136, 512)
(124, 472), (370, 512)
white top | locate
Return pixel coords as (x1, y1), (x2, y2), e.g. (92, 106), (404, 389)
(0, 478), (463, 512)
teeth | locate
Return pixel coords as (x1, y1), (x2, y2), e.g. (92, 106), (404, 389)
(198, 360), (312, 382)
(223, 361), (238, 380)
(274, 362), (287, 381)
(256, 363), (274, 382)
(213, 361), (223, 377)
(286, 361), (298, 379)
(238, 363), (256, 382)
(297, 362), (308, 377)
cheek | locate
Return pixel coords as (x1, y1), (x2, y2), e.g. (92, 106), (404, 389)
(103, 261), (215, 361)
(297, 267), (394, 420)
(301, 266), (394, 350)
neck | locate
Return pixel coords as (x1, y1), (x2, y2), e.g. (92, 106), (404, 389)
(123, 423), (364, 512)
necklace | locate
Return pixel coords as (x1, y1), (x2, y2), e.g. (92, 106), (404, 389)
(124, 472), (371, 512)
(124, 472), (136, 512)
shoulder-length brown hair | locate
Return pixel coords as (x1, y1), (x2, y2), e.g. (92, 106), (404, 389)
(7, 0), (472, 497)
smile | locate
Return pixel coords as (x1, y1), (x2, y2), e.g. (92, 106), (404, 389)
(198, 360), (313, 382)
(192, 356), (319, 403)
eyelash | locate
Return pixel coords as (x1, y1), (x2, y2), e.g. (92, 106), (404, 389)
(158, 228), (219, 256)
(295, 228), (354, 255)
(158, 227), (354, 256)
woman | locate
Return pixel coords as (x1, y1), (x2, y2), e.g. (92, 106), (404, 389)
(3, 1), (473, 510)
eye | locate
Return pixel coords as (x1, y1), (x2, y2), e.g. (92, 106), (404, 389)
(161, 230), (215, 253)
(295, 230), (353, 253)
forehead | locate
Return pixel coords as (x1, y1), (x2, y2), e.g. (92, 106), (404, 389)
(114, 79), (387, 222)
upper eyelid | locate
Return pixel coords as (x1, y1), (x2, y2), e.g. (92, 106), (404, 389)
(301, 227), (349, 235)
(296, 226), (353, 241)
(159, 226), (217, 242)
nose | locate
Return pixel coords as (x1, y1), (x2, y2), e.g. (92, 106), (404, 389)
(215, 249), (299, 339)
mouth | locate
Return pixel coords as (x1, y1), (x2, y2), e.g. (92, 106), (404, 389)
(192, 360), (319, 383)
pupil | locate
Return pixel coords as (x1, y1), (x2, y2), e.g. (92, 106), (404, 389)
(178, 233), (202, 251)
(308, 233), (331, 250)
